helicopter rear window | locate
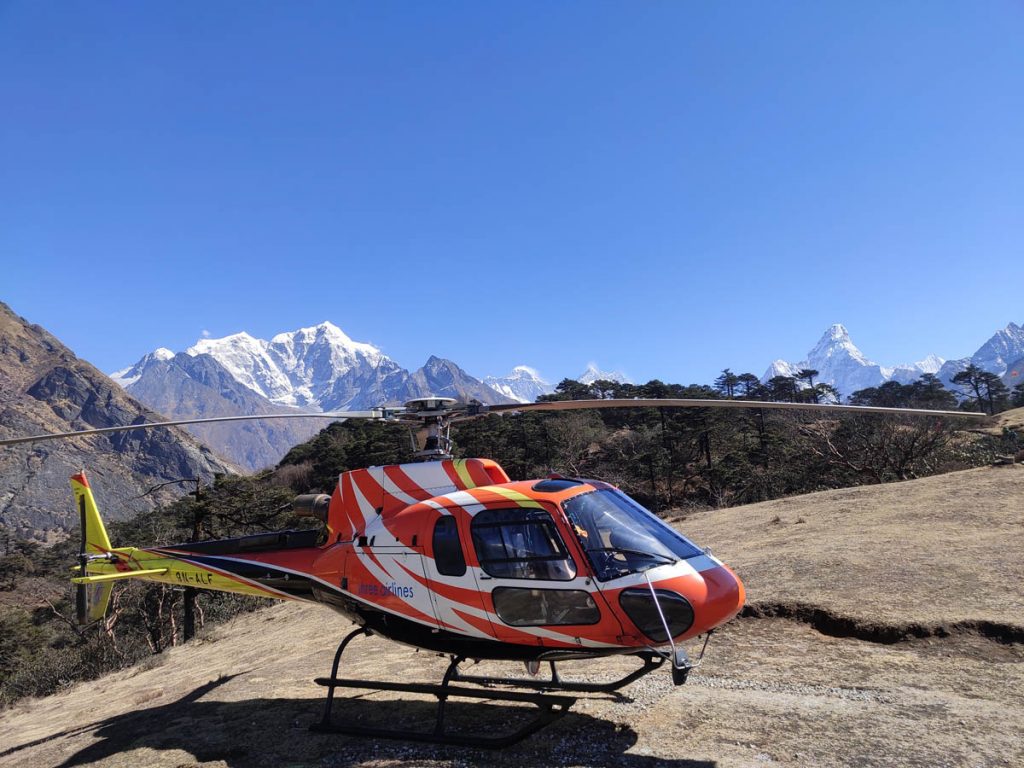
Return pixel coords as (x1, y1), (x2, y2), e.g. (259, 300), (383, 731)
(471, 508), (576, 581)
(432, 515), (467, 577)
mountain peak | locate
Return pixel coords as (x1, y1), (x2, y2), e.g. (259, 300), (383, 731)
(276, 321), (354, 346)
(484, 365), (554, 404)
(807, 323), (871, 366)
(186, 331), (262, 357)
(510, 365), (542, 379)
(962, 320), (1024, 376)
(579, 364), (631, 385)
(914, 354), (945, 374)
(824, 323), (850, 341)
(764, 323), (952, 396)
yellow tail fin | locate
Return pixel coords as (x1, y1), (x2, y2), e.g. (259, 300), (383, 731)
(70, 471), (112, 554)
(71, 471), (114, 623)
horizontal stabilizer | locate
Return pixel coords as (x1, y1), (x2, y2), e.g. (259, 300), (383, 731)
(71, 568), (168, 584)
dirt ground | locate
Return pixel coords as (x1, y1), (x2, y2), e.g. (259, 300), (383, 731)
(2, 466), (1022, 768)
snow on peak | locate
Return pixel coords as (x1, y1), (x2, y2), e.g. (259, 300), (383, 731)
(763, 323), (952, 396)
(110, 347), (178, 387)
(484, 365), (555, 404)
(825, 323), (850, 341)
(913, 354), (944, 374)
(967, 320), (1024, 375)
(579, 364), (631, 385)
(173, 323), (390, 407)
(273, 321), (351, 345)
(186, 331), (260, 357)
(510, 365), (542, 379)
(764, 359), (801, 380)
(808, 323), (872, 366)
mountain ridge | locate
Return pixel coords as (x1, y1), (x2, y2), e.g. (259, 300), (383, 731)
(0, 302), (234, 539)
(112, 323), (517, 468)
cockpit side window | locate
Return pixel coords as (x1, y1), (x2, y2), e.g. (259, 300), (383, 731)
(432, 515), (467, 576)
(471, 508), (576, 581)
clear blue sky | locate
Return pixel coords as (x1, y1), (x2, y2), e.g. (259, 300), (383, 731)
(2, 2), (1022, 385)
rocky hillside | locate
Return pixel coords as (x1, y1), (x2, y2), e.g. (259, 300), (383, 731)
(0, 303), (234, 540)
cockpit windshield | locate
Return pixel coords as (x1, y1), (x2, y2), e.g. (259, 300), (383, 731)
(562, 489), (704, 581)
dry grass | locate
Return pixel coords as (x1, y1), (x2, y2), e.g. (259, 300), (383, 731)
(680, 464), (1024, 628)
(994, 405), (1024, 434)
(1, 466), (1022, 768)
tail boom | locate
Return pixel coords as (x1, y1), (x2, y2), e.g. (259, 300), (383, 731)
(69, 471), (297, 625)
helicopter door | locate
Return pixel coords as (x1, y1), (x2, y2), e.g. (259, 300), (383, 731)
(468, 506), (604, 644)
(423, 514), (493, 636)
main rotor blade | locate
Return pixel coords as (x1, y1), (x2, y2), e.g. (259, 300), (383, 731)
(0, 410), (392, 448)
(473, 399), (987, 420)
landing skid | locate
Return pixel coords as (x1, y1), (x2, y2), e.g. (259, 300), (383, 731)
(310, 627), (663, 748)
(451, 652), (665, 696)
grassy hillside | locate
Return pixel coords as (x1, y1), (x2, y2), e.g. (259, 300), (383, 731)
(681, 464), (1024, 627)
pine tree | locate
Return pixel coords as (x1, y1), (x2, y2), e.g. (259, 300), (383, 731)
(952, 365), (1009, 415)
(714, 369), (740, 399)
(766, 375), (799, 402)
(1012, 382), (1024, 408)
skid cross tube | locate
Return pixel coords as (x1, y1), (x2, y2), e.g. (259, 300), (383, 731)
(311, 628), (577, 748)
(451, 651), (665, 695)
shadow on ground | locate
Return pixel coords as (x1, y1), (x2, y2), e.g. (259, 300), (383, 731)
(2, 676), (716, 768)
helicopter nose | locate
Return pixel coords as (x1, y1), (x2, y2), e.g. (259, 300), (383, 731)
(695, 562), (745, 630)
(618, 562), (744, 643)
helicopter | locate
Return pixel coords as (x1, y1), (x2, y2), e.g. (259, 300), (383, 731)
(0, 395), (984, 747)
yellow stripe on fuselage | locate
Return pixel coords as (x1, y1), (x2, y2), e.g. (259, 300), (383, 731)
(452, 459), (475, 488)
(479, 486), (544, 508)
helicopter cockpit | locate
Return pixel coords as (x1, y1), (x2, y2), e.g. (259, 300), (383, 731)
(563, 487), (704, 581)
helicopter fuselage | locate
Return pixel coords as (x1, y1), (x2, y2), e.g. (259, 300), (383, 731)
(108, 458), (745, 662)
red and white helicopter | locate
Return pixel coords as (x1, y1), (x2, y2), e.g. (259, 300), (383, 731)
(1, 396), (981, 746)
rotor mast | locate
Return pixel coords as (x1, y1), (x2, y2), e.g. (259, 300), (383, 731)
(403, 397), (458, 461)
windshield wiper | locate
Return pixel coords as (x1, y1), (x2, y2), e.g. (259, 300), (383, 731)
(587, 547), (677, 566)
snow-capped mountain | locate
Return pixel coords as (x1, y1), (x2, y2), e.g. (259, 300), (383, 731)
(111, 323), (515, 468)
(935, 322), (1024, 390)
(184, 322), (407, 411)
(117, 350), (325, 472)
(110, 347), (175, 388)
(578, 364), (631, 385)
(969, 322), (1024, 375)
(763, 324), (944, 398)
(484, 366), (555, 404)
